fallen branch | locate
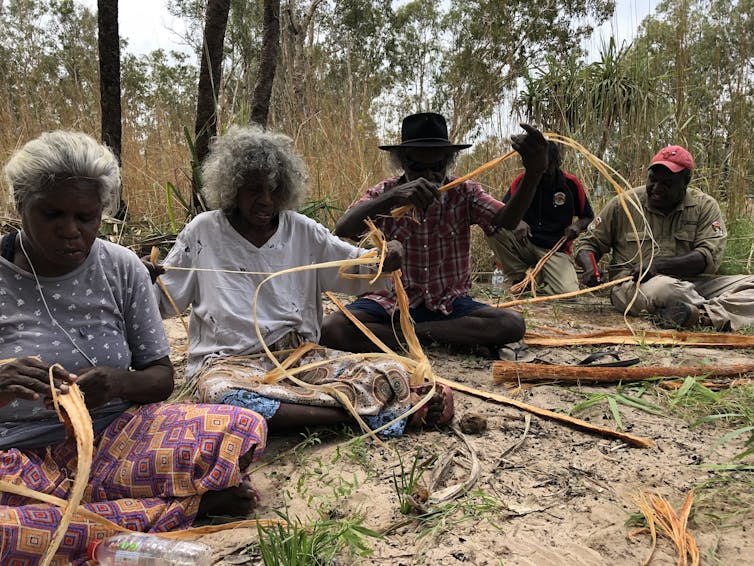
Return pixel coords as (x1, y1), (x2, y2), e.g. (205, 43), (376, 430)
(492, 361), (754, 384)
(524, 328), (754, 348)
(436, 376), (654, 448)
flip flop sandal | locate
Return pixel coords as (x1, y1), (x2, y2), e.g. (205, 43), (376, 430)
(409, 383), (455, 427)
(576, 351), (641, 367)
(498, 343), (535, 362)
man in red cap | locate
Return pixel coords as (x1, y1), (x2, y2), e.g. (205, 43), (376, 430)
(574, 145), (754, 330)
(320, 112), (549, 355)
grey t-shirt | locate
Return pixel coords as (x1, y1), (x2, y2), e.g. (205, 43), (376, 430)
(0, 237), (170, 449)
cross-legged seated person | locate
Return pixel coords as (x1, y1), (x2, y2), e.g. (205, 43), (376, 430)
(487, 141), (593, 295)
(320, 113), (549, 355)
(150, 126), (453, 437)
(0, 132), (266, 564)
(575, 145), (754, 331)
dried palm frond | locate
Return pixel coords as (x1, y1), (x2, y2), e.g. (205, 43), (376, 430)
(630, 491), (699, 566)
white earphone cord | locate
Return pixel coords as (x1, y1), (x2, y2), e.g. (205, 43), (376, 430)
(18, 232), (96, 367)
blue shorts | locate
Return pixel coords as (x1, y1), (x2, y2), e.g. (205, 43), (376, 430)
(346, 296), (488, 324)
(219, 389), (408, 437)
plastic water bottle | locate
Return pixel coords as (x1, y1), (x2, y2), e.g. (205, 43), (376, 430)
(491, 265), (505, 295)
(87, 533), (213, 565)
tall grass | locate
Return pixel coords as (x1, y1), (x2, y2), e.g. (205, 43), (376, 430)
(1, 1), (752, 278)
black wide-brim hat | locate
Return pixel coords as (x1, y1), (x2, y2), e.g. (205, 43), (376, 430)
(378, 112), (472, 151)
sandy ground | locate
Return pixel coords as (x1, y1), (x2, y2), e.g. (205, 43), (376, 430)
(163, 297), (754, 566)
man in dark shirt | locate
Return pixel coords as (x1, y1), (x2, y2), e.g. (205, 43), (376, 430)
(487, 142), (593, 295)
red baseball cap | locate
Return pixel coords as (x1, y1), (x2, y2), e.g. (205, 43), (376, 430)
(649, 145), (695, 173)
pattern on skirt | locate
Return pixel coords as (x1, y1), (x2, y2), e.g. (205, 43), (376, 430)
(195, 344), (413, 420)
(0, 402), (266, 565)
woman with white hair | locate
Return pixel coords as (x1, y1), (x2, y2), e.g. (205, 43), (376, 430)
(153, 125), (454, 436)
(0, 131), (267, 564)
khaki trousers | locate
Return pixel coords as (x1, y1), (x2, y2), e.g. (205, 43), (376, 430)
(611, 274), (754, 331)
(487, 229), (579, 295)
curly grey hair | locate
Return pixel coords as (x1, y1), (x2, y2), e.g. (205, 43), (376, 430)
(201, 125), (308, 212)
(4, 131), (121, 215)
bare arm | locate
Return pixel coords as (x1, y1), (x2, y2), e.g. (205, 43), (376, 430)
(74, 356), (174, 409)
(335, 178), (439, 240)
(491, 124), (549, 230)
(631, 251), (707, 282)
(564, 214), (594, 241)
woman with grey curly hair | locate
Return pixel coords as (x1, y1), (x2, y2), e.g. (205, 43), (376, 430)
(153, 125), (453, 436)
(1, 131), (268, 563)
(201, 125), (307, 213)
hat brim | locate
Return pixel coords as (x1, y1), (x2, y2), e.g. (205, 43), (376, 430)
(379, 141), (472, 151)
(649, 160), (687, 173)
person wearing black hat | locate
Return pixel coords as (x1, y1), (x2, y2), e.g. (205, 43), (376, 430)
(320, 112), (549, 356)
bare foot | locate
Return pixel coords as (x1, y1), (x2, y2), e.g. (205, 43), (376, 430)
(408, 383), (454, 428)
(655, 301), (700, 329)
(197, 478), (259, 518)
(197, 448), (258, 518)
(239, 448), (255, 471)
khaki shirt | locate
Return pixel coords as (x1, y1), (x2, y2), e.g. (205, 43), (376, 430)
(574, 187), (726, 279)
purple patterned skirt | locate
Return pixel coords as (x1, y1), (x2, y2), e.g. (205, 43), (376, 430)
(0, 402), (266, 565)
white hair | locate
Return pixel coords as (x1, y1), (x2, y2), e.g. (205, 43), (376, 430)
(4, 131), (121, 215)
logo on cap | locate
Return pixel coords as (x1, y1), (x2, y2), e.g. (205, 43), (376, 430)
(649, 145), (695, 173)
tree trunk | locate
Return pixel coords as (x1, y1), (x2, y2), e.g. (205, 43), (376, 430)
(283, 0), (323, 113)
(97, 0), (125, 219)
(192, 0), (231, 212)
(250, 0), (280, 128)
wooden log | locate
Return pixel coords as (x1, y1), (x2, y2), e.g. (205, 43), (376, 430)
(492, 361), (754, 384)
(524, 329), (754, 348)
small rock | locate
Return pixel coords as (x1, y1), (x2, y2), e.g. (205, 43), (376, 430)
(459, 413), (487, 434)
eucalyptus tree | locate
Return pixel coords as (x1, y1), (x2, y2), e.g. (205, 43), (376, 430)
(250, 0), (280, 127)
(192, 0), (231, 210)
(98, 0), (121, 159)
(434, 0), (615, 138)
(97, 0), (126, 218)
(628, 0), (754, 208)
(120, 50), (197, 134)
(0, 1), (100, 150)
(387, 0), (443, 121)
(320, 1), (396, 107)
(261, 0), (397, 135)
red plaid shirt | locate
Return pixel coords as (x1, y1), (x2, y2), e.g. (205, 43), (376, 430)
(352, 176), (503, 314)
